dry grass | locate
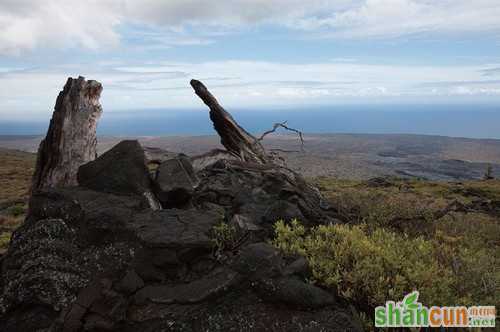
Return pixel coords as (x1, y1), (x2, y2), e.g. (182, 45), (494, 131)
(314, 176), (500, 214)
(0, 148), (36, 204)
(0, 148), (35, 254)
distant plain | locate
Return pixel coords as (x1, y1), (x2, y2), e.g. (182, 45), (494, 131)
(1, 133), (499, 181)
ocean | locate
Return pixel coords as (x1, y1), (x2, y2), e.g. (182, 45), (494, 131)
(1, 104), (499, 139)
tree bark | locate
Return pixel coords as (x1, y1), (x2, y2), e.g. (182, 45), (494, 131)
(190, 79), (269, 164)
(31, 76), (103, 191)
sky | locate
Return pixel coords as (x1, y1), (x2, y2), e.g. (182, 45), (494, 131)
(0, 0), (500, 133)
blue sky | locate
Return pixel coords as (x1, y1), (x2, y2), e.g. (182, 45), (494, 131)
(1, 0), (500, 124)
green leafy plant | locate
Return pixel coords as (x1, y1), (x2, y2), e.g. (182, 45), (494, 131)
(272, 220), (455, 308)
(271, 219), (306, 256)
(211, 221), (237, 259)
(0, 232), (11, 253)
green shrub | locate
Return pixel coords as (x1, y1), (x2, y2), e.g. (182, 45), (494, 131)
(0, 231), (11, 254)
(434, 212), (500, 305)
(453, 245), (499, 305)
(211, 221), (237, 258)
(272, 221), (455, 307)
(324, 188), (437, 236)
(272, 219), (306, 256)
(362, 196), (435, 236)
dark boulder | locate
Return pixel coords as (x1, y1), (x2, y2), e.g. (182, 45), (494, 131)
(134, 267), (240, 305)
(233, 244), (335, 309)
(131, 208), (221, 251)
(153, 155), (199, 208)
(263, 199), (305, 224)
(231, 243), (284, 280)
(193, 159), (336, 238)
(283, 256), (311, 278)
(116, 270), (144, 295)
(255, 277), (336, 309)
(78, 140), (151, 195)
(77, 140), (161, 209)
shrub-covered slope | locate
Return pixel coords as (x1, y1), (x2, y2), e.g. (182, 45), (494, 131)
(272, 177), (500, 328)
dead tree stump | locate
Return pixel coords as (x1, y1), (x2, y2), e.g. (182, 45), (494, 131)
(31, 76), (103, 191)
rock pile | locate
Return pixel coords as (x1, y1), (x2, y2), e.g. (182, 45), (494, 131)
(0, 78), (362, 331)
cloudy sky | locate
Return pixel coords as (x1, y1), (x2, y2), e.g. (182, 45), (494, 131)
(1, 0), (500, 122)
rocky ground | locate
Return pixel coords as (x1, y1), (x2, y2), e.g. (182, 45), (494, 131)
(0, 140), (364, 331)
(0, 143), (499, 331)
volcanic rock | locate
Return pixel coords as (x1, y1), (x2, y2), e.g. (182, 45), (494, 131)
(77, 140), (161, 209)
(153, 155), (199, 208)
(0, 145), (361, 332)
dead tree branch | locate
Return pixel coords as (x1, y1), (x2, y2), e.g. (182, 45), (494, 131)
(190, 79), (270, 164)
(190, 79), (305, 165)
(257, 121), (304, 151)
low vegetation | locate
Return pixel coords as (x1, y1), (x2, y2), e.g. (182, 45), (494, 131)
(211, 220), (237, 260)
(273, 177), (500, 328)
(0, 148), (35, 254)
(0, 149), (35, 203)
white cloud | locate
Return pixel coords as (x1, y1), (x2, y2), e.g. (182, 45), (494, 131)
(2, 0), (500, 55)
(295, 0), (500, 38)
(0, 0), (121, 55)
(0, 0), (342, 55)
(121, 0), (334, 27)
(450, 86), (500, 96)
(1, 60), (499, 119)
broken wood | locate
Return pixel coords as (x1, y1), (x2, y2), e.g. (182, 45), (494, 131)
(190, 79), (270, 164)
(31, 76), (103, 191)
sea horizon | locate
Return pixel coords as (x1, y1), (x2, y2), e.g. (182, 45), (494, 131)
(1, 103), (499, 140)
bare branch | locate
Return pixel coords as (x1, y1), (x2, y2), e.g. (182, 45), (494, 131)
(257, 121), (304, 151)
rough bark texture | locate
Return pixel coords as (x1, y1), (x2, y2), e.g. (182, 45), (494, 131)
(190, 79), (269, 164)
(31, 76), (103, 191)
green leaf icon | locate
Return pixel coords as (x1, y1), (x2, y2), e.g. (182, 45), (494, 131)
(403, 291), (419, 307)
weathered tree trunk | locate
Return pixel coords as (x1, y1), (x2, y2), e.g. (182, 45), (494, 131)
(31, 76), (103, 191)
(190, 79), (269, 164)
